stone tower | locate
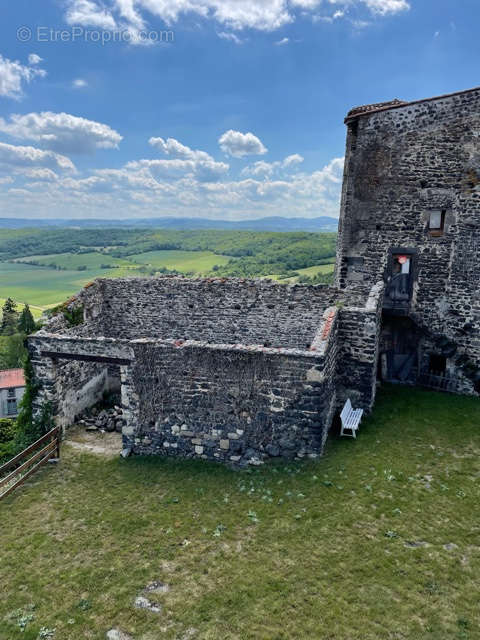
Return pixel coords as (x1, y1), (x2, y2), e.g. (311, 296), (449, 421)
(336, 87), (480, 394)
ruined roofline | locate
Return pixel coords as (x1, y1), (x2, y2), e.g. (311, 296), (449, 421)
(344, 85), (480, 124)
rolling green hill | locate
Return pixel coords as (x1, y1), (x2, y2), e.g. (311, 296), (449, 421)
(0, 227), (337, 312)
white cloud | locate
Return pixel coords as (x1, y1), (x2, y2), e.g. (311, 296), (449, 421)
(28, 54), (43, 66)
(0, 112), (122, 154)
(65, 0), (117, 29)
(73, 78), (88, 88)
(149, 136), (213, 162)
(0, 154), (345, 220)
(242, 153), (304, 176)
(0, 142), (75, 173)
(275, 37), (290, 45)
(217, 31), (244, 44)
(219, 130), (267, 158)
(61, 0), (409, 36)
(0, 55), (47, 100)
(283, 153), (304, 167)
(147, 136), (228, 180)
(362, 0), (410, 14)
(127, 157), (229, 182)
(24, 168), (59, 181)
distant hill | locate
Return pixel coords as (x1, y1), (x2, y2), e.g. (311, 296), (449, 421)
(0, 216), (338, 233)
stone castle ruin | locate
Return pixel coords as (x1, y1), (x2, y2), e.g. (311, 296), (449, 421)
(29, 86), (479, 465)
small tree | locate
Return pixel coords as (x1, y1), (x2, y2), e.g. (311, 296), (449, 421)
(0, 333), (27, 369)
(15, 356), (53, 450)
(1, 298), (19, 335)
(18, 304), (36, 335)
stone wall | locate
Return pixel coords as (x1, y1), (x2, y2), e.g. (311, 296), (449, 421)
(336, 88), (480, 393)
(123, 317), (338, 465)
(28, 277), (354, 463)
(76, 277), (343, 349)
(337, 282), (383, 410)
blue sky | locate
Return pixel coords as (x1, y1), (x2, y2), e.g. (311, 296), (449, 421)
(0, 0), (478, 220)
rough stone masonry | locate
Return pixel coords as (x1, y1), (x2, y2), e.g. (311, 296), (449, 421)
(29, 277), (382, 465)
(337, 86), (480, 395)
(29, 85), (479, 465)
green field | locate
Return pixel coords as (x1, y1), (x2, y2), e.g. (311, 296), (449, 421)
(129, 250), (233, 273)
(0, 227), (338, 311)
(16, 252), (137, 270)
(1, 386), (479, 639)
(0, 262), (128, 307)
(267, 262), (336, 282)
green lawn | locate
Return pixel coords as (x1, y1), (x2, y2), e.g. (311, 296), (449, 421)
(1, 386), (479, 639)
(129, 250), (233, 273)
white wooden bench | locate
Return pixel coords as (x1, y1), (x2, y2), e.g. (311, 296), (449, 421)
(340, 399), (364, 438)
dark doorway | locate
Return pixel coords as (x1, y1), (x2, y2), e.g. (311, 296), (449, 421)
(380, 316), (420, 383)
(428, 354), (447, 376)
(383, 252), (414, 314)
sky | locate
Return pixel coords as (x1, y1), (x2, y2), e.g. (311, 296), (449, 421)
(0, 0), (478, 220)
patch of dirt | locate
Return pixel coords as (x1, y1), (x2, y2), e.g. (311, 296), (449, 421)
(64, 425), (122, 458)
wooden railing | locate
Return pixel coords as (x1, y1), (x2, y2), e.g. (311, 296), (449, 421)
(0, 427), (60, 501)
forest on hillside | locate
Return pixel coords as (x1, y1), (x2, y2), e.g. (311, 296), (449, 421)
(0, 228), (337, 279)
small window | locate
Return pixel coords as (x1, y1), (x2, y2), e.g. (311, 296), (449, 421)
(428, 210), (446, 236)
(6, 398), (17, 415)
(7, 388), (15, 398)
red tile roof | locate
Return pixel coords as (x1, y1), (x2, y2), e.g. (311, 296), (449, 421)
(345, 85), (480, 123)
(0, 369), (25, 390)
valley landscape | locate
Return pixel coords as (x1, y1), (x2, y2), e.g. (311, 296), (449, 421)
(0, 226), (337, 317)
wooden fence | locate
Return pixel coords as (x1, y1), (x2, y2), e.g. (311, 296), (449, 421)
(0, 427), (60, 501)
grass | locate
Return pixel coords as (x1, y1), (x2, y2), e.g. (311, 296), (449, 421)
(16, 253), (137, 270)
(128, 250), (233, 273)
(1, 386), (479, 639)
(0, 262), (121, 307)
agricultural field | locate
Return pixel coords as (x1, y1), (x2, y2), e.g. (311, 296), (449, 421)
(0, 227), (338, 312)
(0, 262), (125, 307)
(128, 250), (234, 273)
(267, 262), (336, 283)
(16, 252), (137, 270)
(0, 386), (479, 639)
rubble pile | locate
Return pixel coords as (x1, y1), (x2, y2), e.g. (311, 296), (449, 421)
(78, 404), (125, 433)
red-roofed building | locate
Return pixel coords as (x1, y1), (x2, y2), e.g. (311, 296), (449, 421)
(0, 369), (26, 418)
